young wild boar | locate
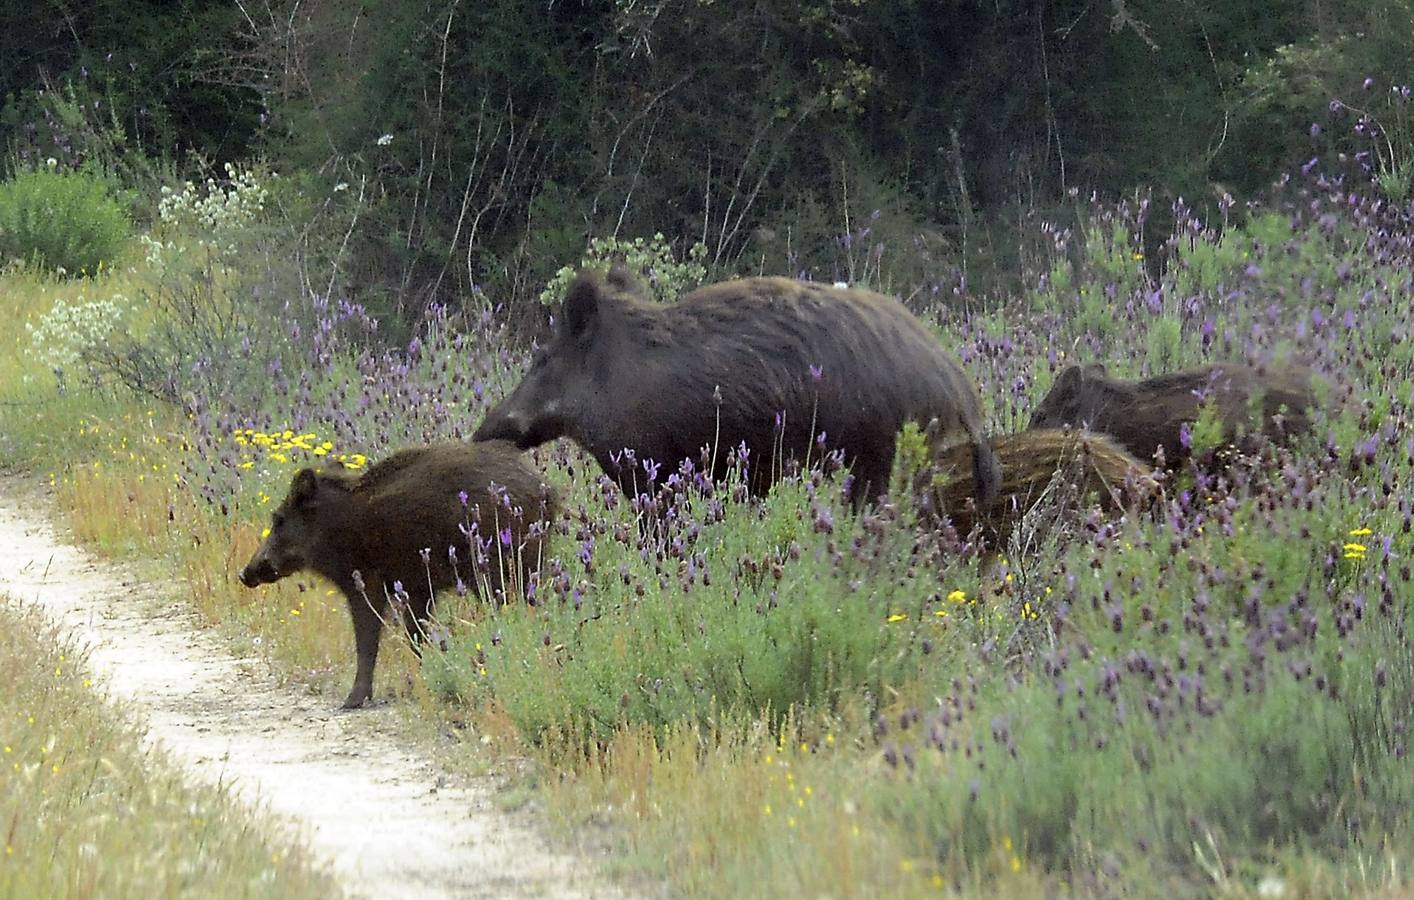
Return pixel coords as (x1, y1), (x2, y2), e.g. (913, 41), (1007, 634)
(473, 267), (1000, 507)
(915, 425), (1158, 549)
(1028, 362), (1320, 467)
(238, 441), (560, 709)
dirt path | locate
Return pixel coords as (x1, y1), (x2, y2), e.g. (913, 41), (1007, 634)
(0, 476), (634, 900)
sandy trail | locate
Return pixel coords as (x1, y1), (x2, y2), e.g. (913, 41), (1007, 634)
(0, 476), (632, 900)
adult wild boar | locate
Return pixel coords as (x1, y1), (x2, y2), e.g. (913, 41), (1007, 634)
(238, 441), (559, 709)
(1028, 362), (1321, 467)
(474, 267), (1000, 506)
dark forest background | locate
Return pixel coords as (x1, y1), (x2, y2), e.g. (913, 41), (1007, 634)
(3, 0), (1411, 320)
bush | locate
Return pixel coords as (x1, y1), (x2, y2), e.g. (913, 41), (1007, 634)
(0, 164), (130, 276)
(138, 163), (270, 277)
(91, 164), (348, 406)
(422, 456), (1007, 747)
(539, 233), (708, 306)
(24, 292), (130, 389)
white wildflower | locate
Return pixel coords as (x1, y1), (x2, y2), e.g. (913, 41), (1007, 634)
(26, 293), (130, 376)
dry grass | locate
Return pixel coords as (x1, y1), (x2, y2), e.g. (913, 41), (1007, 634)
(0, 595), (338, 899)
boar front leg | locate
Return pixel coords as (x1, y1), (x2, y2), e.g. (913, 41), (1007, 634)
(342, 591), (386, 709)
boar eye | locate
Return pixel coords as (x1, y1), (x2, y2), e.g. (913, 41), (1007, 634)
(271, 512), (285, 529)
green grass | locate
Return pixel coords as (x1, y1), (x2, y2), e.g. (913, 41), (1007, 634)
(0, 595), (337, 898)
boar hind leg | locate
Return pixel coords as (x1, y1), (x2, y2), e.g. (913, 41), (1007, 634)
(342, 593), (386, 709)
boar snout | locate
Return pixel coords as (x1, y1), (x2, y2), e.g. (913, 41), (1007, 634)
(473, 408), (528, 444)
(238, 557), (277, 588)
(474, 406), (565, 449)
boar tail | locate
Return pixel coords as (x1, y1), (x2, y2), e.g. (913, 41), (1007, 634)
(971, 432), (1002, 508)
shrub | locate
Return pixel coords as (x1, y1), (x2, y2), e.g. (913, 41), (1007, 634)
(0, 164), (130, 276)
(24, 293), (130, 389)
(539, 233), (708, 306)
(138, 163), (270, 277)
(91, 164), (340, 406)
(422, 454), (1007, 747)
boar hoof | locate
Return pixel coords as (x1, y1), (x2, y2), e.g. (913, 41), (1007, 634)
(340, 689), (371, 710)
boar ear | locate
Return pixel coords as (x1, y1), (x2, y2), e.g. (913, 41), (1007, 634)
(1082, 362), (1108, 378)
(604, 264), (644, 295)
(564, 270), (603, 337)
(1054, 365), (1084, 392)
(290, 468), (320, 507)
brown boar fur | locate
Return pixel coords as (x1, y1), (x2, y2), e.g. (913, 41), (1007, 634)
(915, 426), (1159, 549)
(1028, 362), (1321, 468)
(474, 267), (1001, 507)
(238, 441), (560, 709)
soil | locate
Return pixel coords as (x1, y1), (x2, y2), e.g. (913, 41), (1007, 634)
(0, 476), (636, 900)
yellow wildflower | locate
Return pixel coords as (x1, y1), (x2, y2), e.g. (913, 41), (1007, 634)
(886, 612), (908, 623)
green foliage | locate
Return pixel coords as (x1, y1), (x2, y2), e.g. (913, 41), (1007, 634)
(539, 233), (708, 306)
(1187, 398), (1228, 458)
(0, 166), (130, 276)
(1349, 82), (1414, 204)
(0, 0), (262, 171)
(5, 0), (1413, 313)
(881, 497), (1410, 878)
(1224, 5), (1414, 197)
(1082, 222), (1146, 296)
(425, 473), (1000, 746)
(1144, 315), (1184, 373)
